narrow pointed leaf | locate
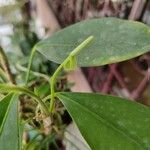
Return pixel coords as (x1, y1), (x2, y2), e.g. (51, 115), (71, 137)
(0, 93), (20, 150)
(35, 18), (150, 67)
(57, 92), (150, 150)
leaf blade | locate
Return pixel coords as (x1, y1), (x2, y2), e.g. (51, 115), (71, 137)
(57, 92), (150, 150)
(0, 93), (20, 150)
(35, 18), (150, 66)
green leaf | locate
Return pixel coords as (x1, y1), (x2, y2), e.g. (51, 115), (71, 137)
(0, 93), (20, 150)
(35, 18), (150, 67)
(57, 92), (150, 150)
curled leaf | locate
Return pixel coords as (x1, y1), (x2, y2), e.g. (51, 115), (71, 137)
(64, 56), (77, 71)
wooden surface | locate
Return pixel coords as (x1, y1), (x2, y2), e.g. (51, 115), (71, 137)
(67, 68), (92, 92)
(36, 0), (60, 34)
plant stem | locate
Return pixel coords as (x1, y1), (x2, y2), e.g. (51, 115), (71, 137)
(0, 84), (49, 115)
(0, 67), (8, 82)
(25, 46), (36, 85)
(49, 35), (94, 113)
(16, 63), (49, 82)
(0, 46), (15, 84)
(43, 95), (51, 102)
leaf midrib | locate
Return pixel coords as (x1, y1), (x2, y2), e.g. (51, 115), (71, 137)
(0, 94), (20, 150)
(36, 43), (150, 49)
(58, 93), (147, 150)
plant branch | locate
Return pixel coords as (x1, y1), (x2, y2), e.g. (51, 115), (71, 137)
(49, 35), (94, 113)
(16, 63), (49, 81)
(0, 46), (15, 84)
(0, 83), (49, 115)
(25, 46), (36, 85)
(0, 67), (8, 82)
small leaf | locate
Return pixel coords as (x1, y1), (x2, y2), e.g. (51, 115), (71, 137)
(0, 93), (20, 150)
(35, 18), (150, 67)
(57, 92), (150, 150)
(64, 56), (77, 71)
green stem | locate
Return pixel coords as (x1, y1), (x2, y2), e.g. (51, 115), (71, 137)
(0, 68), (8, 82)
(0, 84), (49, 115)
(49, 35), (94, 113)
(16, 63), (49, 82)
(43, 95), (51, 102)
(25, 46), (36, 85)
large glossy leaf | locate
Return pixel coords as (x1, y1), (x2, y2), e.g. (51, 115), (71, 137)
(0, 93), (20, 150)
(57, 92), (150, 150)
(35, 18), (150, 67)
